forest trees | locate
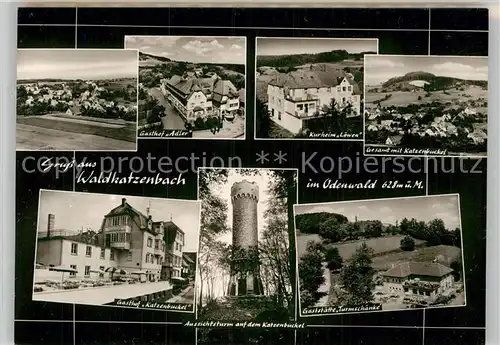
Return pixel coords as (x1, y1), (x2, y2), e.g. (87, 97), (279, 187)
(325, 247), (343, 271)
(339, 242), (375, 306)
(258, 169), (296, 313)
(197, 169), (231, 309)
(298, 241), (326, 308)
(299, 99), (362, 137)
(255, 98), (271, 138)
(296, 212), (461, 249)
(400, 235), (416, 251)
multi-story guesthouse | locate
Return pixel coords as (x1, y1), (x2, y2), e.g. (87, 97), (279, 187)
(35, 198), (186, 284)
(160, 75), (240, 122)
(267, 68), (361, 134)
(182, 252), (197, 279)
(380, 262), (455, 301)
(161, 221), (185, 281)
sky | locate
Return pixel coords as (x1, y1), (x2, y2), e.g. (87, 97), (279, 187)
(256, 38), (379, 56)
(17, 49), (138, 80)
(294, 194), (461, 230)
(125, 36), (246, 65)
(365, 55), (489, 85)
(37, 190), (201, 253)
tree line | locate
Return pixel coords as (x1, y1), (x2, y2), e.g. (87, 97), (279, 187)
(256, 50), (375, 68)
(299, 240), (375, 308)
(296, 212), (462, 248)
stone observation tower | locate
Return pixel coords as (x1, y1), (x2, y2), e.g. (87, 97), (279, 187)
(227, 180), (264, 296)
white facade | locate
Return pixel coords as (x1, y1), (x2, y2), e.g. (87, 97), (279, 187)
(217, 95), (240, 117)
(162, 76), (240, 123)
(36, 238), (117, 280)
(383, 274), (454, 300)
(267, 77), (361, 135)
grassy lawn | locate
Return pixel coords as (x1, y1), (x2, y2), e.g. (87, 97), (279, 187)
(269, 122), (294, 138)
(371, 244), (462, 271)
(330, 235), (427, 260)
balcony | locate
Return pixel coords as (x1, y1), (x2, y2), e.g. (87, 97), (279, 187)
(294, 111), (317, 119)
(111, 242), (130, 250)
(154, 247), (163, 256)
(104, 225), (131, 233)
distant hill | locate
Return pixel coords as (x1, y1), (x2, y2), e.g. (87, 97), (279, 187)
(138, 51), (244, 75)
(382, 71), (487, 90)
(139, 52), (172, 63)
(257, 50), (376, 68)
(18, 77), (135, 83)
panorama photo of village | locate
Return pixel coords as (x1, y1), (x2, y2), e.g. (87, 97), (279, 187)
(364, 55), (488, 156)
(125, 36), (246, 139)
(32, 190), (201, 312)
(295, 195), (466, 316)
(16, 49), (139, 151)
(255, 37), (378, 140)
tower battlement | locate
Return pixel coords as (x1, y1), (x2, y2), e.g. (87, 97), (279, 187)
(230, 180), (259, 202)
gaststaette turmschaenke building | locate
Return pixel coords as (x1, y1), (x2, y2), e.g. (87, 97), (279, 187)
(160, 74), (240, 122)
(267, 68), (361, 134)
(380, 262), (455, 301)
(35, 198), (187, 284)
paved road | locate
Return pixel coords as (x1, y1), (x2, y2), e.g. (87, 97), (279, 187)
(33, 281), (173, 305)
(148, 88), (185, 130)
(168, 286), (195, 304)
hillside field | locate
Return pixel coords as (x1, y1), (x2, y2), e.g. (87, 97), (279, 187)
(296, 233), (427, 261)
(371, 244), (462, 271)
(329, 235), (427, 260)
(365, 85), (488, 111)
(16, 115), (137, 150)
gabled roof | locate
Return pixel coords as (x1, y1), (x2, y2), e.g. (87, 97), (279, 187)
(182, 252), (196, 265)
(166, 76), (217, 105)
(212, 79), (239, 106)
(104, 199), (149, 229)
(183, 251), (197, 263)
(167, 75), (215, 96)
(387, 135), (403, 143)
(381, 262), (453, 278)
(268, 69), (362, 95)
(269, 70), (345, 89)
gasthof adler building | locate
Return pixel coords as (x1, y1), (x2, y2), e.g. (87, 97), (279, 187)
(227, 180), (264, 296)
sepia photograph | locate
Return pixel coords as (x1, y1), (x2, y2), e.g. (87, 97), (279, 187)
(364, 55), (488, 157)
(16, 49), (139, 151)
(125, 36), (246, 139)
(255, 37), (378, 140)
(32, 190), (201, 312)
(295, 195), (466, 316)
(196, 168), (298, 324)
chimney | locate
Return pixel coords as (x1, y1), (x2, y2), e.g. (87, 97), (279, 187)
(47, 214), (55, 238)
(121, 198), (126, 206)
